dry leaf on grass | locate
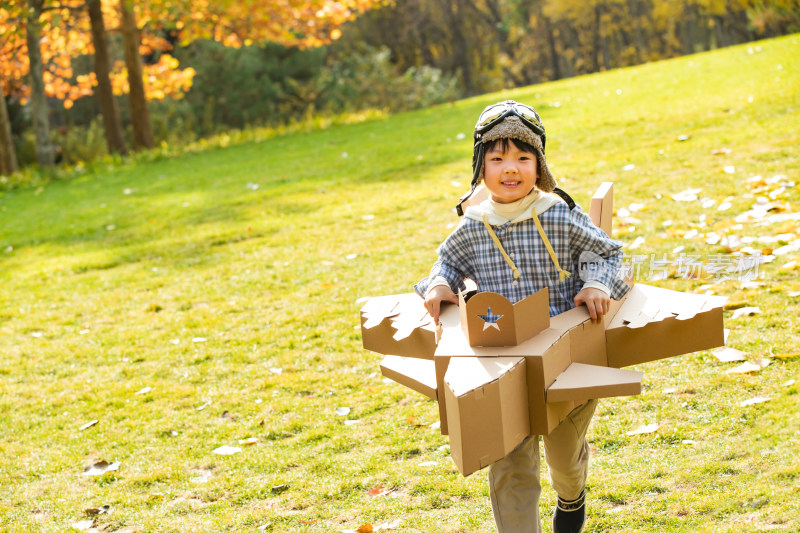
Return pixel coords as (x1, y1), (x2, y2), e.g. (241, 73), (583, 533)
(711, 347), (747, 362)
(238, 437), (258, 446)
(83, 461), (120, 476)
(271, 484), (288, 494)
(79, 420), (99, 431)
(740, 397), (771, 407)
(726, 362), (762, 374)
(626, 423), (659, 436)
(774, 352), (800, 360)
(135, 387), (151, 395)
(335, 407), (351, 416)
(212, 445), (241, 455)
(731, 307), (761, 319)
(671, 188), (702, 202)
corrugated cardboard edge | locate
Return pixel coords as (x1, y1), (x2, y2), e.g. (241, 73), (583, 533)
(380, 355), (437, 400)
(590, 181), (613, 236)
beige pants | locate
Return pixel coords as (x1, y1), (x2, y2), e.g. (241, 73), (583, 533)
(488, 399), (597, 533)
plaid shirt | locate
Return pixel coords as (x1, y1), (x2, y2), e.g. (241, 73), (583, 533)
(415, 201), (630, 316)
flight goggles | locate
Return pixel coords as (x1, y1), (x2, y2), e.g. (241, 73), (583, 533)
(474, 100), (545, 137)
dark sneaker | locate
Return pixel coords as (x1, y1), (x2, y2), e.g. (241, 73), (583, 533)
(553, 490), (586, 533)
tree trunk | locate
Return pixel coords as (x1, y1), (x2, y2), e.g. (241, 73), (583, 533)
(543, 15), (561, 80)
(439, 0), (474, 95)
(89, 0), (127, 155)
(25, 0), (54, 167)
(0, 89), (18, 175)
(119, 0), (153, 150)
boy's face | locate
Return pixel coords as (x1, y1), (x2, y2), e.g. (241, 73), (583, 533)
(482, 140), (539, 203)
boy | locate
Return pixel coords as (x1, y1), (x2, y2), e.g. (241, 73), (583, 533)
(414, 101), (630, 533)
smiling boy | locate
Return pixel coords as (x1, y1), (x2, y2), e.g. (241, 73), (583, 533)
(414, 101), (630, 533)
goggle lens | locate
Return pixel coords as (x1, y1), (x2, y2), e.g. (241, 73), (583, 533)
(475, 101), (543, 134)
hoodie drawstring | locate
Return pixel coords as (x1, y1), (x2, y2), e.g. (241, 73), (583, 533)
(481, 214), (520, 280)
(481, 212), (571, 283)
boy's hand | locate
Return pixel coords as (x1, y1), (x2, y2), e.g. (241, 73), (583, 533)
(424, 285), (459, 325)
(574, 287), (610, 322)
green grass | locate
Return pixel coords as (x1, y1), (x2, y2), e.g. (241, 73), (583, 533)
(1, 35), (799, 532)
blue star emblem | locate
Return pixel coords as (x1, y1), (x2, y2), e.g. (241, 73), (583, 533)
(478, 307), (503, 331)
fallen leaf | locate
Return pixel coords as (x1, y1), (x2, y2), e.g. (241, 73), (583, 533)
(711, 347), (747, 362)
(212, 445), (241, 455)
(781, 379), (796, 387)
(723, 166), (736, 174)
(357, 524), (374, 533)
(731, 307), (761, 319)
(79, 420), (99, 431)
(335, 407), (351, 416)
(83, 461), (120, 476)
(774, 353), (800, 360)
(627, 236), (646, 250)
(671, 188), (702, 202)
(135, 387), (151, 395)
(268, 367), (282, 375)
(271, 484), (289, 494)
(677, 134), (690, 141)
(752, 358), (772, 368)
(739, 397), (771, 407)
(192, 337), (207, 343)
(238, 437), (258, 446)
(368, 485), (386, 497)
(626, 423), (659, 436)
(727, 362), (762, 374)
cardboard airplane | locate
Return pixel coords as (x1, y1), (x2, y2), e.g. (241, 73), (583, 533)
(360, 183), (727, 476)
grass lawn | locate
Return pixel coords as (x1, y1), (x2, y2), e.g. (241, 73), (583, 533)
(1, 34), (798, 532)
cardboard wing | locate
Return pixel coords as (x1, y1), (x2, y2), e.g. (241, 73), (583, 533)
(605, 284), (727, 368)
(360, 294), (437, 359)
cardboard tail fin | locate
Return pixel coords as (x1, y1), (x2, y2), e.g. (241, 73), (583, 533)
(546, 362), (642, 403)
(380, 355), (438, 401)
